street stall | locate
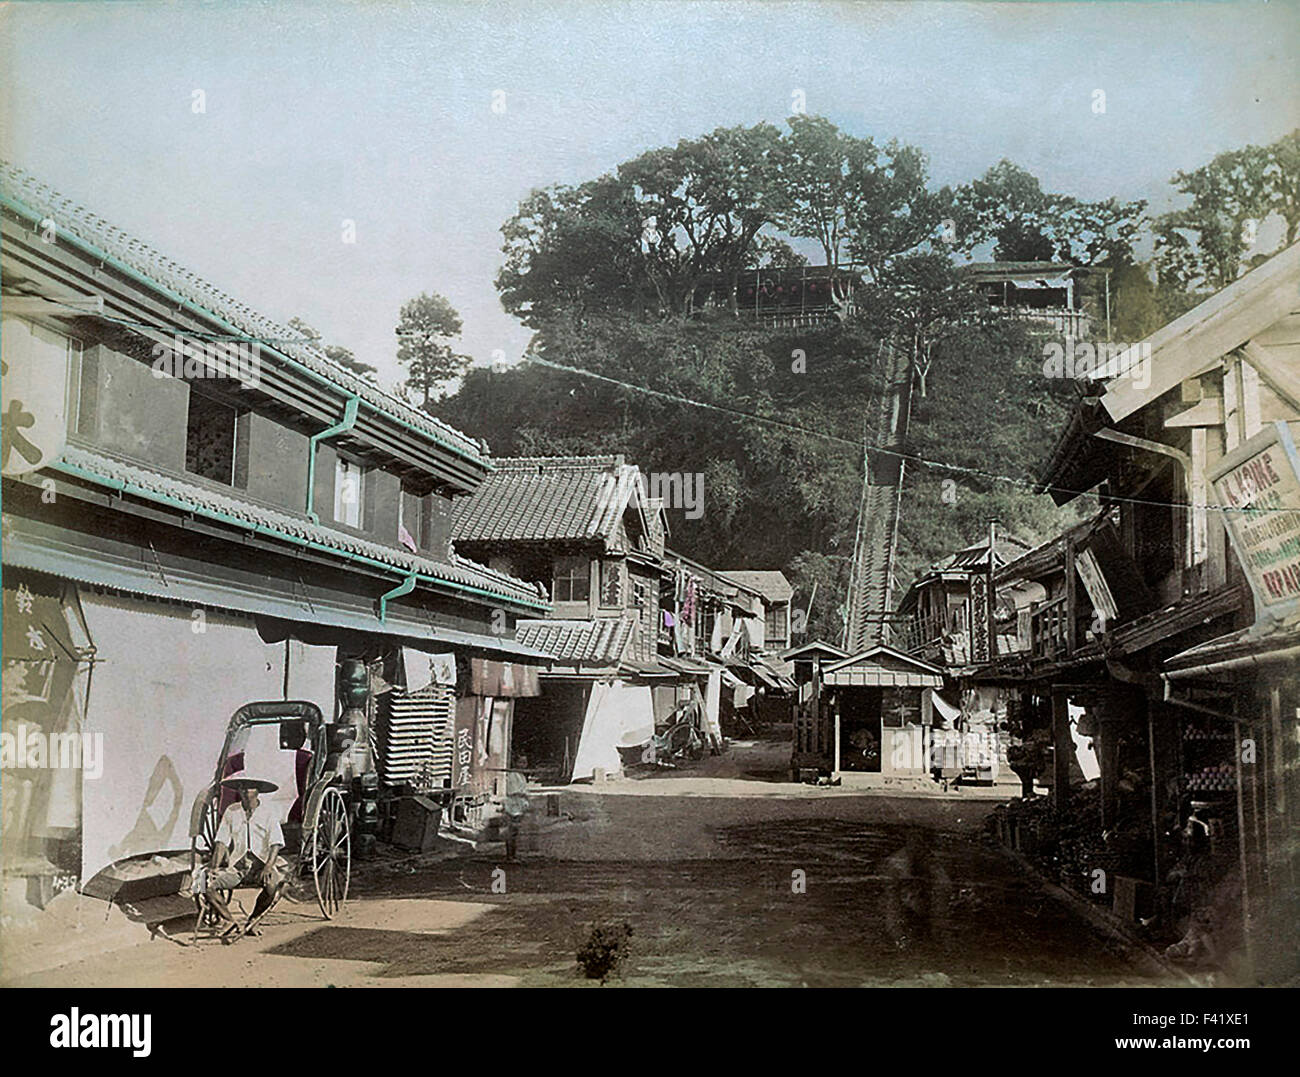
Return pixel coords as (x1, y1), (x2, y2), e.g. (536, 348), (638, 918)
(817, 645), (946, 779)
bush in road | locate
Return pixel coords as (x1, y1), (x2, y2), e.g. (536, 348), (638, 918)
(577, 922), (633, 983)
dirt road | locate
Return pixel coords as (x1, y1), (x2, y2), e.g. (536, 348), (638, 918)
(7, 785), (1175, 987)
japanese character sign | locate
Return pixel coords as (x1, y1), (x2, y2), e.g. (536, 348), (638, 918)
(1, 316), (70, 476)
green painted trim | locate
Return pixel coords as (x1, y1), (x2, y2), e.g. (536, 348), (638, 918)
(0, 192), (493, 472)
(307, 394), (359, 523)
(379, 572), (418, 624)
(47, 459), (551, 613)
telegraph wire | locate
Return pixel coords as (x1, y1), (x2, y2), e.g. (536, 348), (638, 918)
(523, 354), (1300, 521)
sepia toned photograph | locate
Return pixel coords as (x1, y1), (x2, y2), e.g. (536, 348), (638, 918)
(1, 0), (1297, 1026)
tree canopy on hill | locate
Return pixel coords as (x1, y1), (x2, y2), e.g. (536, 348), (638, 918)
(432, 118), (1298, 645)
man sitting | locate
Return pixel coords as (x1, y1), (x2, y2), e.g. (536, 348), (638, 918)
(204, 775), (286, 942)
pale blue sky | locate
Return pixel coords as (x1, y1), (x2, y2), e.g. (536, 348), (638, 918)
(2, 1), (1297, 396)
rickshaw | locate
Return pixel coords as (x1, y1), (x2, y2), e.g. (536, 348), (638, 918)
(188, 700), (351, 938)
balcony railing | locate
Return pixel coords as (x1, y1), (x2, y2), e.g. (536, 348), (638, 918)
(996, 306), (1090, 338)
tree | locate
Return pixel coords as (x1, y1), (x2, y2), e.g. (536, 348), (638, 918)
(620, 123), (786, 316)
(774, 116), (948, 299)
(953, 160), (1145, 265)
(1155, 131), (1300, 293)
(395, 293), (471, 408)
(853, 254), (987, 396)
(286, 317), (376, 379)
(953, 160), (1056, 260)
(497, 177), (647, 329)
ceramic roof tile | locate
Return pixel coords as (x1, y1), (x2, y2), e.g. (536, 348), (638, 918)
(54, 445), (549, 610)
(514, 618), (637, 666)
(451, 456), (639, 545)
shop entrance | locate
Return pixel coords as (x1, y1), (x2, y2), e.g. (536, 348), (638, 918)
(836, 687), (882, 772)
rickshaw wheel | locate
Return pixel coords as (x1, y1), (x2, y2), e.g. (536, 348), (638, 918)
(311, 786), (351, 919)
(191, 794), (230, 926)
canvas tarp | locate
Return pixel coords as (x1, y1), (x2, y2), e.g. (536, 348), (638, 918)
(570, 681), (654, 782)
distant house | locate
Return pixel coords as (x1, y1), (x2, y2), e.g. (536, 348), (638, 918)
(893, 533), (1032, 667)
(719, 569), (795, 654)
(959, 261), (1092, 338)
(698, 265), (865, 329)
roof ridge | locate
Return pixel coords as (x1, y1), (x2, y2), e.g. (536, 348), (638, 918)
(491, 455), (626, 470)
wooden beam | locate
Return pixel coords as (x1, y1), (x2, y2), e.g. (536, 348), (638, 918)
(1052, 688), (1072, 813)
(1240, 339), (1300, 416)
(1100, 240), (1300, 424)
(3, 294), (103, 316)
(1164, 398), (1225, 428)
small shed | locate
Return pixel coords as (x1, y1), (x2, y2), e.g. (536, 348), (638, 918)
(819, 646), (946, 777)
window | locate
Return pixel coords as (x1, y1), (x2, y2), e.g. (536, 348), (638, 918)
(600, 560), (624, 608)
(765, 603), (787, 642)
(552, 557), (589, 603)
(186, 390), (238, 485)
(399, 485), (426, 551)
(334, 457), (365, 528)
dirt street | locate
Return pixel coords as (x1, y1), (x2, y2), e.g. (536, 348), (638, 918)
(7, 778), (1177, 987)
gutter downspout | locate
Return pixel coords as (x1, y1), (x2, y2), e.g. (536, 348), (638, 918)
(379, 572), (418, 624)
(306, 395), (359, 524)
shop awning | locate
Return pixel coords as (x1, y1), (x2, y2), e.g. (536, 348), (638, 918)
(4, 531), (556, 664)
(1164, 616), (1300, 679)
(619, 659), (679, 680)
(659, 655), (717, 676)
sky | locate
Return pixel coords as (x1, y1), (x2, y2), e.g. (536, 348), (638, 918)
(2, 0), (1298, 397)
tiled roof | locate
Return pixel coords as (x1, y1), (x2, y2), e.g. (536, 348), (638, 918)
(53, 445), (549, 610)
(514, 618), (637, 668)
(960, 261), (1076, 276)
(451, 456), (638, 546)
(0, 162), (488, 466)
(719, 570), (794, 603)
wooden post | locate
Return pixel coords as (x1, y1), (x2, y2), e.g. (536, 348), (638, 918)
(1234, 719), (1255, 978)
(987, 519), (998, 658)
(811, 653), (821, 758)
(1147, 706), (1162, 888)
(1052, 688), (1071, 813)
(833, 694), (841, 778)
(1097, 707), (1120, 830)
(1064, 534), (1078, 654)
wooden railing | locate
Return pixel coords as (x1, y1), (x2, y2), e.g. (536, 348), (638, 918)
(998, 306), (1090, 338)
(1030, 594), (1070, 659)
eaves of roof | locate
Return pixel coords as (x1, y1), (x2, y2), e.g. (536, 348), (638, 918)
(49, 445), (550, 612)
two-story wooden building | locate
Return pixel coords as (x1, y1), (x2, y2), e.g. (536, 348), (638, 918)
(450, 455), (676, 780)
(0, 163), (551, 904)
(994, 239), (1300, 981)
